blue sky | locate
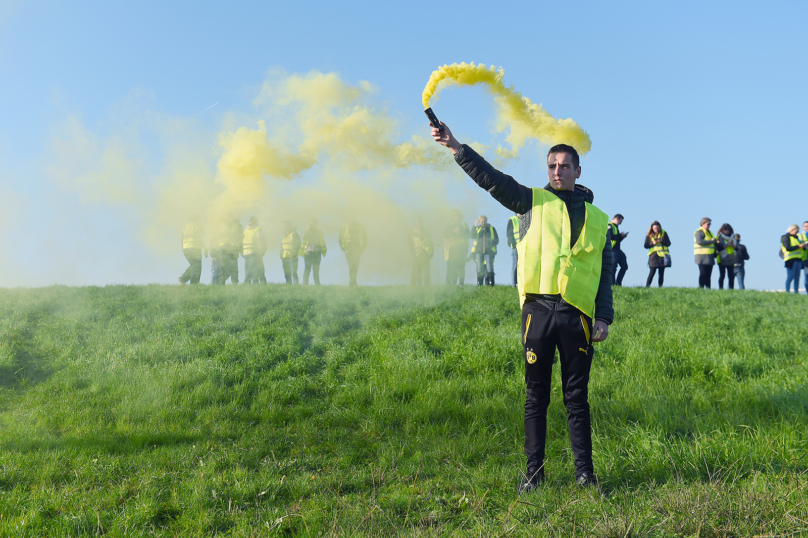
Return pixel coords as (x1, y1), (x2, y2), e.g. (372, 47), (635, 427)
(1, 0), (806, 289)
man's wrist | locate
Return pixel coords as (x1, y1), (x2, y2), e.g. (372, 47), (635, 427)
(595, 318), (611, 326)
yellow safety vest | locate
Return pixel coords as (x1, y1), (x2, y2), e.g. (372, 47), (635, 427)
(608, 222), (619, 249)
(509, 216), (520, 246)
(281, 232), (297, 259)
(693, 228), (715, 256)
(516, 188), (608, 318)
(799, 232), (808, 262)
(182, 223), (203, 250)
(783, 235), (803, 262)
(243, 227), (262, 256)
(647, 231), (669, 257)
(472, 225), (496, 254)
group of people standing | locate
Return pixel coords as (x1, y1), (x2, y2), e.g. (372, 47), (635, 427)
(782, 221), (808, 293)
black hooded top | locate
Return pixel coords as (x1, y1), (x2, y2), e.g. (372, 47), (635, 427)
(454, 144), (614, 324)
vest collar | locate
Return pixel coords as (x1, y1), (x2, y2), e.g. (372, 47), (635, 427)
(543, 183), (595, 204)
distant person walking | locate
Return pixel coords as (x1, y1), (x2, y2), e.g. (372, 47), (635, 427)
(732, 234), (750, 290)
(339, 220), (367, 286)
(716, 223), (738, 290)
(643, 221), (670, 288)
(782, 224), (806, 294)
(443, 210), (470, 286)
(694, 217), (722, 289)
(800, 222), (808, 292)
(179, 215), (207, 285)
(300, 219), (327, 285)
(507, 213), (521, 287)
(472, 215), (498, 286)
(409, 216), (434, 285)
(242, 216), (267, 284)
(608, 214), (628, 286)
(211, 219), (242, 284)
(280, 221), (301, 284)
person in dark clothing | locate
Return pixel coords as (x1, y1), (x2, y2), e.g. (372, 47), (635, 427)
(472, 215), (498, 286)
(444, 210), (470, 285)
(608, 214), (628, 286)
(339, 220), (367, 286)
(716, 223), (738, 290)
(409, 216), (434, 285)
(643, 221), (670, 287)
(732, 234), (750, 290)
(694, 217), (723, 289)
(431, 122), (614, 491)
(300, 219), (327, 285)
(782, 224), (807, 293)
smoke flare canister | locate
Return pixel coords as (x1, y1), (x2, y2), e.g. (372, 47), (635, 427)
(424, 107), (444, 131)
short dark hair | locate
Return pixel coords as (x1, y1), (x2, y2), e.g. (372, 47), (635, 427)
(547, 144), (579, 168)
(613, 214), (624, 220)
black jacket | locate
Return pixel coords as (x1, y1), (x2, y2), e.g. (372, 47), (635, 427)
(734, 243), (749, 267)
(643, 232), (672, 269)
(454, 144), (614, 324)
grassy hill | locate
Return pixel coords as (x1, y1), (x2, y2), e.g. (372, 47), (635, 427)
(0, 284), (806, 536)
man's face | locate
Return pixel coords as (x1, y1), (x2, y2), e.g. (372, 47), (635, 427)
(803, 222), (808, 233)
(479, 216), (487, 226)
(547, 152), (581, 191)
(703, 221), (711, 230)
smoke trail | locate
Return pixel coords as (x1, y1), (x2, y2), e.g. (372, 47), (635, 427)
(422, 62), (592, 155)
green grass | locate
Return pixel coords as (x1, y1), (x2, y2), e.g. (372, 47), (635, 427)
(0, 284), (807, 536)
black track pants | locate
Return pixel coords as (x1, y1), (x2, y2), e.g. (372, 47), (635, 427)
(698, 264), (713, 288)
(522, 299), (594, 476)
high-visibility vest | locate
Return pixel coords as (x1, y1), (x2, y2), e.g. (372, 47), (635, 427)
(509, 216), (520, 247)
(647, 231), (669, 257)
(693, 228), (715, 256)
(516, 188), (608, 317)
(783, 235), (803, 262)
(243, 227), (262, 256)
(472, 225), (496, 254)
(716, 235), (735, 265)
(182, 223), (203, 250)
(608, 222), (619, 249)
(281, 231), (298, 259)
(799, 232), (808, 261)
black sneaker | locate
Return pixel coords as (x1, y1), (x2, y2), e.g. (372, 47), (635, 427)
(575, 472), (599, 488)
(517, 470), (545, 494)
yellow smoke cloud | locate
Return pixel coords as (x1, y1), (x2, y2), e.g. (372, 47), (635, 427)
(422, 62), (592, 156)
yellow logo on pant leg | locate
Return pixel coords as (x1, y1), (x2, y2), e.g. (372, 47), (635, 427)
(526, 351), (537, 364)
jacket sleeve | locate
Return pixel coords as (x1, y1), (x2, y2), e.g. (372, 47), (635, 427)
(454, 145), (533, 214)
(782, 235), (800, 251)
(742, 245), (749, 260)
(506, 219), (515, 248)
(663, 233), (671, 247)
(492, 226), (499, 247)
(643, 236), (652, 249)
(594, 238), (615, 325)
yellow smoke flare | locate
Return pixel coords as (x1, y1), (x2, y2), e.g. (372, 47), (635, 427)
(422, 62), (592, 155)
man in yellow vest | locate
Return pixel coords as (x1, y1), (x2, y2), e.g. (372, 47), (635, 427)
(693, 217), (723, 289)
(280, 221), (301, 284)
(242, 216), (267, 284)
(432, 122), (614, 490)
(339, 220), (367, 286)
(472, 215), (499, 286)
(409, 216), (434, 285)
(507, 213), (521, 287)
(443, 209), (470, 285)
(179, 214), (208, 285)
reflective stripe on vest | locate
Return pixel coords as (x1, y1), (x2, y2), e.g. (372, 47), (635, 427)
(510, 216), (520, 246)
(183, 223), (202, 250)
(799, 232), (808, 261)
(693, 228), (715, 255)
(647, 231), (669, 257)
(281, 232), (296, 258)
(608, 223), (618, 249)
(516, 188), (608, 318)
(783, 235), (803, 262)
(472, 226), (496, 254)
(243, 227), (261, 256)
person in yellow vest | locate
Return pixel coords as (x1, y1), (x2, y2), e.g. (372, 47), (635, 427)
(280, 221), (301, 284)
(782, 224), (807, 294)
(800, 221), (808, 292)
(432, 122), (614, 490)
(472, 215), (499, 286)
(694, 217), (723, 289)
(643, 221), (670, 287)
(608, 214), (629, 286)
(716, 223), (737, 289)
(507, 213), (521, 287)
(409, 216), (434, 285)
(300, 218), (327, 285)
(179, 214), (208, 285)
(242, 216), (267, 284)
(210, 219), (241, 285)
(339, 220), (367, 286)
(443, 210), (470, 286)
